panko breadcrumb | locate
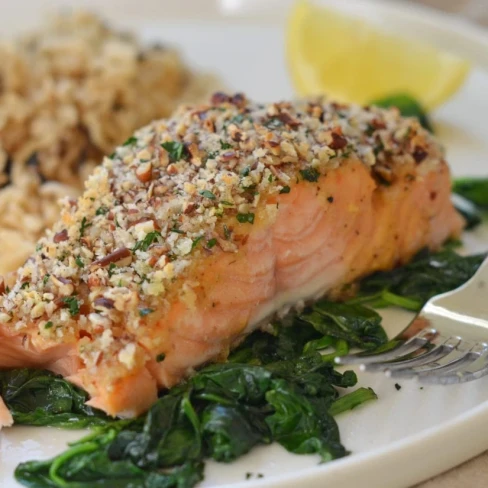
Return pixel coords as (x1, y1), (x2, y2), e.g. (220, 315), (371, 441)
(0, 11), (218, 274)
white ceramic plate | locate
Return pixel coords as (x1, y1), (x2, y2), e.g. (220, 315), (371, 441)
(2, 1), (488, 487)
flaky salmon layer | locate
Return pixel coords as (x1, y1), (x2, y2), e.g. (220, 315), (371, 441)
(0, 94), (463, 419)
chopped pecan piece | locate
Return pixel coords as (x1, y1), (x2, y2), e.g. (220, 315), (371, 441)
(53, 229), (68, 243)
(277, 112), (300, 129)
(211, 92), (230, 104)
(412, 146), (428, 164)
(92, 248), (132, 268)
(330, 132), (348, 150)
(136, 162), (153, 183)
(94, 297), (115, 309)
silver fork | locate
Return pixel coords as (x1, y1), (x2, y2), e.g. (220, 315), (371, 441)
(335, 256), (488, 384)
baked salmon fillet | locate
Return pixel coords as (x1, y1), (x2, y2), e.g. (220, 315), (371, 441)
(0, 93), (463, 420)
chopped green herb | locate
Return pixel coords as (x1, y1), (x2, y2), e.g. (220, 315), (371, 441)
(122, 136), (137, 146)
(20, 282), (29, 290)
(108, 263), (117, 277)
(279, 186), (290, 194)
(236, 213), (255, 224)
(207, 238), (217, 249)
(161, 141), (188, 162)
(192, 236), (203, 250)
(220, 200), (233, 206)
(133, 231), (162, 252)
(223, 224), (231, 240)
(44, 322), (53, 329)
(79, 217), (91, 237)
(43, 274), (50, 285)
(268, 174), (273, 183)
(230, 114), (245, 124)
(220, 140), (232, 150)
(365, 124), (376, 137)
(95, 206), (109, 216)
(36, 244), (42, 252)
(139, 308), (154, 317)
(199, 190), (216, 200)
(62, 297), (80, 317)
(75, 257), (84, 268)
(373, 141), (384, 156)
(170, 226), (184, 235)
(300, 168), (320, 182)
(109, 152), (116, 159)
(156, 353), (166, 363)
(240, 166), (250, 177)
(264, 117), (283, 129)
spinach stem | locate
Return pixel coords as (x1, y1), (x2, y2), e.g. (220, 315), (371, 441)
(49, 441), (99, 486)
(381, 291), (421, 311)
(329, 387), (378, 416)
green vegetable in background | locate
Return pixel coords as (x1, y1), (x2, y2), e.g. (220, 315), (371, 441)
(298, 302), (388, 350)
(451, 193), (483, 230)
(0, 369), (110, 428)
(350, 248), (487, 312)
(453, 177), (488, 209)
(452, 178), (488, 230)
(371, 94), (433, 132)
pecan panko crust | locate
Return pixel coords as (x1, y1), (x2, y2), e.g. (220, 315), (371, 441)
(0, 93), (443, 374)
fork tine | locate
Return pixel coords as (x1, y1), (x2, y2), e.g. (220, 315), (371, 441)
(335, 328), (437, 365)
(362, 336), (460, 373)
(418, 343), (488, 384)
(391, 342), (487, 379)
(422, 357), (488, 385)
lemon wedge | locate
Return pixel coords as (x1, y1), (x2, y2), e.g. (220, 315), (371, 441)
(287, 1), (470, 110)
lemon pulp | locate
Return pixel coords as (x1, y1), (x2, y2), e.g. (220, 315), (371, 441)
(287, 1), (470, 110)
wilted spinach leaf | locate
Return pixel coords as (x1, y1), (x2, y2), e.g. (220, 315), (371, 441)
(452, 193), (483, 230)
(453, 177), (488, 209)
(329, 387), (378, 416)
(266, 379), (345, 462)
(352, 248), (487, 311)
(201, 404), (265, 462)
(298, 301), (388, 350)
(451, 177), (488, 230)
(0, 369), (109, 428)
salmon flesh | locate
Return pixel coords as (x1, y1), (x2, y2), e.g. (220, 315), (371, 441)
(0, 94), (463, 419)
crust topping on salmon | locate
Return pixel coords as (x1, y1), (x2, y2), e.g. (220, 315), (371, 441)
(0, 93), (462, 417)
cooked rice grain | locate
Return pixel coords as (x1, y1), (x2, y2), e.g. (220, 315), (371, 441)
(0, 11), (217, 273)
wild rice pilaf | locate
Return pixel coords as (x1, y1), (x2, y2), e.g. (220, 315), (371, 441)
(0, 11), (217, 274)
